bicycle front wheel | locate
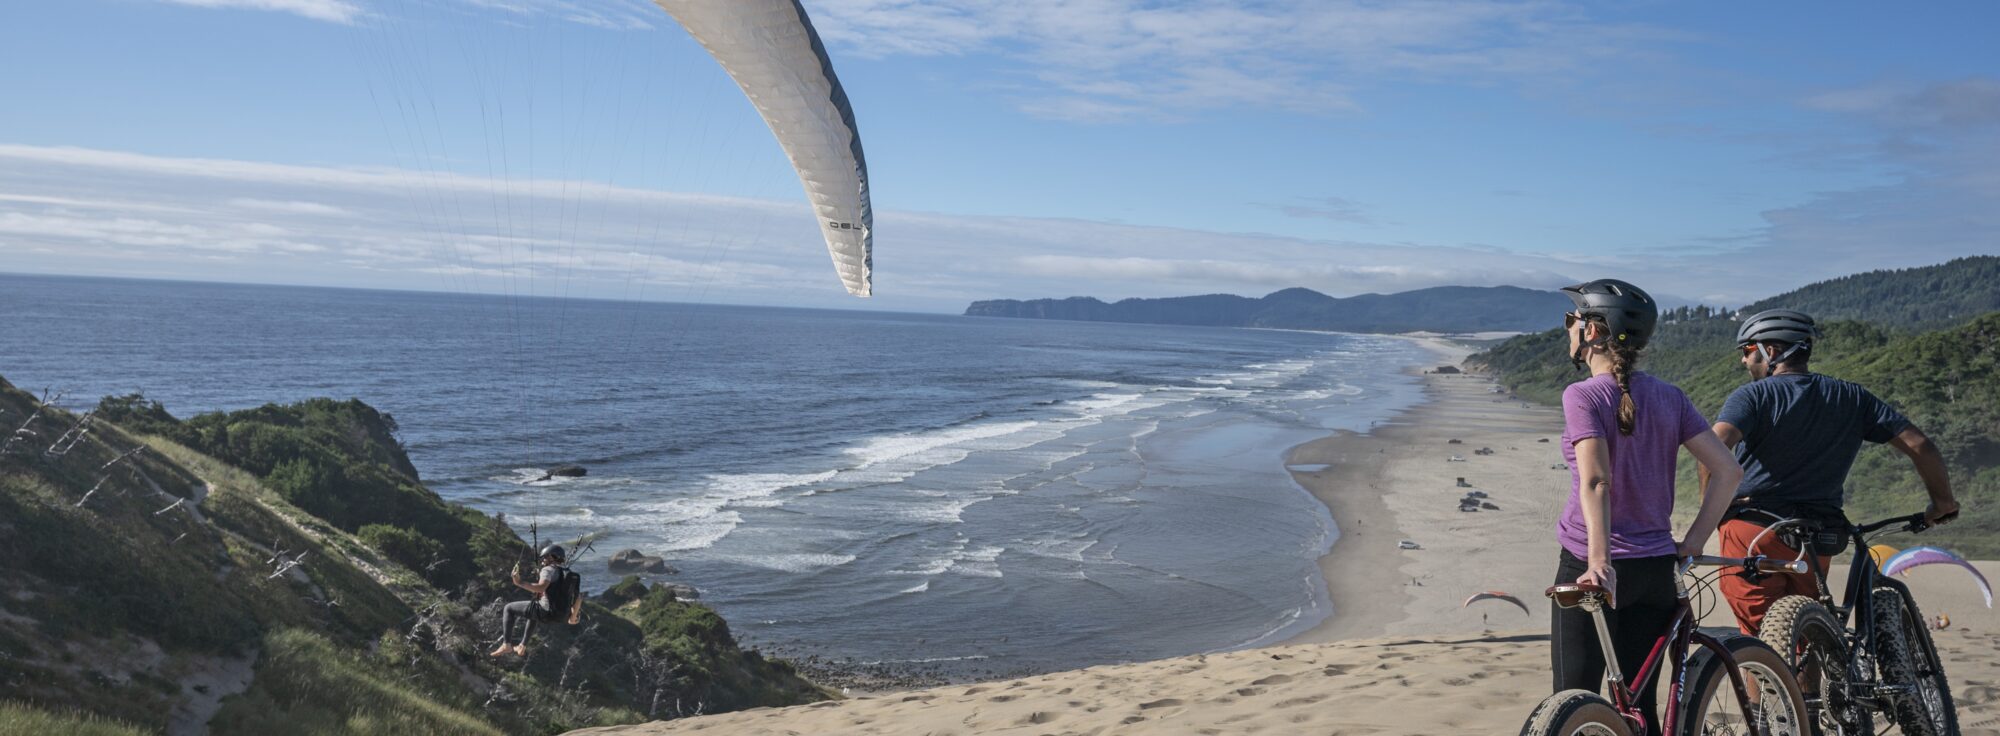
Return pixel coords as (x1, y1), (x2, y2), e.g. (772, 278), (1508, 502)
(1871, 587), (1959, 736)
(1758, 595), (1866, 735)
(1677, 634), (1809, 736)
(1520, 689), (1634, 736)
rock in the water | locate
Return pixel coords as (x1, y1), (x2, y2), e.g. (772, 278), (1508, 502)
(530, 464), (588, 483)
(608, 548), (676, 575)
(661, 583), (700, 600)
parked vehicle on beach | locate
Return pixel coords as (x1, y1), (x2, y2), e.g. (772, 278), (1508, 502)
(1754, 512), (1959, 736)
(1521, 554), (1809, 736)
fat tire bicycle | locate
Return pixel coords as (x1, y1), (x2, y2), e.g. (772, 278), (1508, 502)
(1521, 554), (1810, 736)
(1748, 511), (1959, 736)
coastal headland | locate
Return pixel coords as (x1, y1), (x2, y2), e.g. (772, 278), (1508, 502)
(571, 339), (2000, 735)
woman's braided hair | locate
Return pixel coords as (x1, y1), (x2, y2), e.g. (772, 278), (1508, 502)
(1604, 328), (1642, 436)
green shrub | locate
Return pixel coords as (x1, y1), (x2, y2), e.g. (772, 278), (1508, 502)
(357, 524), (445, 575)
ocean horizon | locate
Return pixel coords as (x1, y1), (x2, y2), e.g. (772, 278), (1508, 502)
(0, 272), (1430, 677)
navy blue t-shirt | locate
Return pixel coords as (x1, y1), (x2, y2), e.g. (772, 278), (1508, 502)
(1717, 373), (1910, 508)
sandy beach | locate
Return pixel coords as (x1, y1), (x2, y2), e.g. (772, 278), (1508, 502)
(573, 345), (2000, 734)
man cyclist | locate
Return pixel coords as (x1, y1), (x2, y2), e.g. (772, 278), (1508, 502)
(1706, 308), (1960, 635)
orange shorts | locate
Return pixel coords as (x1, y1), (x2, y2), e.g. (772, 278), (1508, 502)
(1718, 518), (1832, 635)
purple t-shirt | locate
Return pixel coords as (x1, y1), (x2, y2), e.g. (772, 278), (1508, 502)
(1557, 372), (1711, 560)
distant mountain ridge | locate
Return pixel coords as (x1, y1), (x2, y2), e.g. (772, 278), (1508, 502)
(965, 285), (1571, 333)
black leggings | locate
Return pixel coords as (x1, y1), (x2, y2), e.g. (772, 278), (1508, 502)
(1551, 550), (1678, 733)
(500, 601), (544, 645)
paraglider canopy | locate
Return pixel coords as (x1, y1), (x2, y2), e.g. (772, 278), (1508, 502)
(655, 0), (874, 297)
(1463, 591), (1529, 616)
(1882, 546), (1992, 609)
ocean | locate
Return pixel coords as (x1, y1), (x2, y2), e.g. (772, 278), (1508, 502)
(0, 273), (1430, 676)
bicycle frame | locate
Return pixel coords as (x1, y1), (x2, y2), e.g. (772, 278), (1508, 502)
(1569, 563), (1766, 734)
(1780, 512), (1944, 713)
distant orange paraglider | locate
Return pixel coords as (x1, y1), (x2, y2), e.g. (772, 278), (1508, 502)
(1463, 591), (1529, 616)
(1868, 544), (1900, 570)
(1934, 613), (1951, 630)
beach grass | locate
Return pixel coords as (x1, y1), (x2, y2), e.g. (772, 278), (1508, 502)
(0, 701), (149, 736)
(208, 629), (504, 736)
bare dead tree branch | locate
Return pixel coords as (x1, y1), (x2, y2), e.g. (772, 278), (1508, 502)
(100, 445), (147, 471)
(73, 476), (110, 507)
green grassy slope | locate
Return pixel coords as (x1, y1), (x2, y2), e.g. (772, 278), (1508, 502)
(0, 378), (827, 734)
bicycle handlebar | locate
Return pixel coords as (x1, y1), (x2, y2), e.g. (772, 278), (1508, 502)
(1687, 554), (1809, 574)
(1857, 512), (1930, 536)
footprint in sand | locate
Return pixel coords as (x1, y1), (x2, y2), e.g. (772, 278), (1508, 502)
(1322, 664), (1354, 676)
(988, 694), (1019, 703)
(1234, 687), (1263, 697)
(1251, 674), (1294, 686)
(1139, 698), (1184, 710)
(1121, 716), (1146, 725)
(1016, 712), (1055, 725)
(1276, 693), (1330, 707)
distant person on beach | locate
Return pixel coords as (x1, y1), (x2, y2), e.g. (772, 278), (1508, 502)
(1548, 279), (1742, 733)
(490, 545), (583, 658)
(1705, 309), (1959, 635)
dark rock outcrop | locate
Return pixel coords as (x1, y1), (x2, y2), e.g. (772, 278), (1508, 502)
(608, 548), (676, 575)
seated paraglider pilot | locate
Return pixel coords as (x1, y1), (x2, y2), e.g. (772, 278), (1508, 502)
(490, 544), (582, 658)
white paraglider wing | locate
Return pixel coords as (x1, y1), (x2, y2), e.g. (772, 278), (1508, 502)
(654, 0), (873, 297)
(1883, 546), (1993, 608)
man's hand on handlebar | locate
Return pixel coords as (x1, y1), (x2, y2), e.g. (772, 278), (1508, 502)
(1923, 499), (1960, 529)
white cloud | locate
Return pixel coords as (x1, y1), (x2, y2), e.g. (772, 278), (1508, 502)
(227, 198), (353, 217)
(0, 143), (1602, 310)
(157, 0), (364, 24)
(807, 0), (1664, 120)
(6, 142), (1986, 311)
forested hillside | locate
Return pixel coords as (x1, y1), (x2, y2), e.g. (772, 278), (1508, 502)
(1737, 256), (2000, 331)
(1468, 258), (2000, 557)
(0, 380), (827, 735)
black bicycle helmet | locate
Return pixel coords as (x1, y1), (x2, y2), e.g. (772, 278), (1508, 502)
(539, 544), (567, 563)
(1560, 279), (1658, 350)
(1735, 309), (1819, 348)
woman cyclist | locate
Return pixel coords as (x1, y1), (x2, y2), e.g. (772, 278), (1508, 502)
(1548, 279), (1743, 732)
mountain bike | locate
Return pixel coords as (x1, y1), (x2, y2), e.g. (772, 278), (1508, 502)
(1521, 554), (1809, 736)
(1750, 512), (1958, 736)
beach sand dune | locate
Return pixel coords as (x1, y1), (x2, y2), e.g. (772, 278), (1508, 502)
(571, 345), (2000, 735)
(569, 623), (2000, 734)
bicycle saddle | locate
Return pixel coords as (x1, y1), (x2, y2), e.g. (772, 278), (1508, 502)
(1545, 583), (1613, 610)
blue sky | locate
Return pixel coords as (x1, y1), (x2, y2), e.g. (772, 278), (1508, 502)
(1, 0), (1995, 313)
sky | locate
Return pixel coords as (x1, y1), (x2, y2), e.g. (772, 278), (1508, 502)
(0, 0), (1995, 313)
